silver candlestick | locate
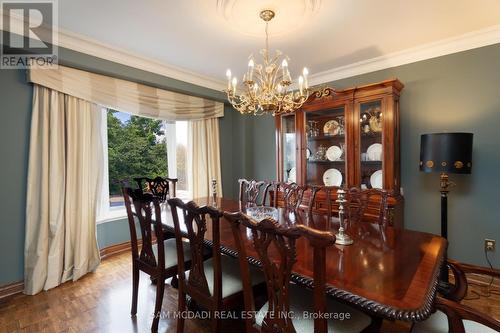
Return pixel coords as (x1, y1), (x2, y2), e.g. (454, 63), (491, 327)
(211, 179), (217, 206)
(335, 188), (353, 245)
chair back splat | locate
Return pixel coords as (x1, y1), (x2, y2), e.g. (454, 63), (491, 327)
(271, 182), (308, 213)
(224, 211), (335, 333)
(134, 176), (178, 202)
(238, 179), (272, 206)
(346, 187), (389, 226)
(308, 186), (341, 222)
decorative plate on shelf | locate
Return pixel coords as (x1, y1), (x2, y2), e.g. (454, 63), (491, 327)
(370, 170), (383, 189)
(306, 148), (311, 159)
(323, 120), (340, 136)
(369, 113), (383, 132)
(323, 168), (342, 186)
(326, 145), (342, 161)
(288, 167), (296, 183)
(367, 143), (383, 161)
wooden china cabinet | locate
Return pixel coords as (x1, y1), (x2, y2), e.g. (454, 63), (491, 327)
(275, 79), (404, 227)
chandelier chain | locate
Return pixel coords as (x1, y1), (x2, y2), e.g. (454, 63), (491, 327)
(265, 21), (269, 61)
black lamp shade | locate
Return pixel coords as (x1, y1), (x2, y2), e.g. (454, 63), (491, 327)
(420, 133), (473, 174)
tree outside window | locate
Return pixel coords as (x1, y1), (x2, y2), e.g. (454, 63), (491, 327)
(107, 110), (168, 207)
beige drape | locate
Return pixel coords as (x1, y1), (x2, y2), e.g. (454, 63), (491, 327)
(188, 118), (223, 198)
(25, 85), (103, 295)
(27, 66), (224, 121)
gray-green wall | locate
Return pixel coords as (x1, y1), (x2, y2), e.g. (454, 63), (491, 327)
(250, 44), (500, 268)
(0, 69), (32, 286)
(0, 48), (249, 285)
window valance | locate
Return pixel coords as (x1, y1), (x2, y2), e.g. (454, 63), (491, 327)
(27, 65), (224, 121)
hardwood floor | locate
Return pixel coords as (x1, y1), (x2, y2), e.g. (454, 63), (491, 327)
(0, 251), (496, 333)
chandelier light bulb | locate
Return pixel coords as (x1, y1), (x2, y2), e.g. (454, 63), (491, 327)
(226, 69), (232, 91)
(277, 83), (283, 94)
(282, 59), (288, 68)
(232, 77), (237, 94)
(247, 58), (255, 81)
(303, 67), (309, 89)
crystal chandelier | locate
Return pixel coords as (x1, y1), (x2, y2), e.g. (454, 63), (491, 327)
(225, 9), (310, 116)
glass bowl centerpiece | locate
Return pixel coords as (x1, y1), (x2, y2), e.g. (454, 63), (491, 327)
(245, 206), (279, 222)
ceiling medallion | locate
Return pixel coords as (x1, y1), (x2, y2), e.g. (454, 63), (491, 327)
(216, 0), (322, 37)
(225, 9), (310, 116)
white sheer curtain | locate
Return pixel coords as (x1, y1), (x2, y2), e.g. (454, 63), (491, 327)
(188, 118), (223, 198)
(164, 122), (177, 179)
(25, 85), (104, 295)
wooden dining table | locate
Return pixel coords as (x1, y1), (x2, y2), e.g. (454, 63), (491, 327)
(160, 197), (447, 323)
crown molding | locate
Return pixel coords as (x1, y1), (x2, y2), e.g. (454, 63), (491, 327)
(1, 10), (227, 92)
(308, 24), (500, 87)
(56, 29), (227, 92)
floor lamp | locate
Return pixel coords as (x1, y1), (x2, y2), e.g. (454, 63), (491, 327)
(419, 132), (473, 285)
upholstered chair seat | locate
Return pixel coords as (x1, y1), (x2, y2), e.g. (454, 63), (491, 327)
(152, 238), (191, 270)
(255, 283), (371, 333)
(187, 254), (265, 298)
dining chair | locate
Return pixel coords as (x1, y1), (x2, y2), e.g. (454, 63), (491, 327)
(345, 187), (389, 226)
(308, 185), (341, 221)
(411, 260), (500, 333)
(238, 178), (272, 206)
(134, 176), (178, 202)
(224, 211), (375, 333)
(271, 182), (308, 213)
(122, 187), (191, 332)
(167, 198), (266, 333)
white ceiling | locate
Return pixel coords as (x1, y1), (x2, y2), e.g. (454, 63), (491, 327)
(54, 0), (500, 89)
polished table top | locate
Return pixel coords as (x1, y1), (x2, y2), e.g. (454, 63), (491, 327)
(160, 197), (446, 322)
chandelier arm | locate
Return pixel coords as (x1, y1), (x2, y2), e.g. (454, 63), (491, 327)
(227, 92), (250, 109)
(254, 66), (264, 86)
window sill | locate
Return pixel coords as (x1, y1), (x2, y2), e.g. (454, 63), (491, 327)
(97, 208), (127, 224)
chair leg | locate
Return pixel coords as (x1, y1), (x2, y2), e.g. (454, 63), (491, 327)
(177, 291), (187, 333)
(131, 265), (139, 316)
(211, 312), (220, 333)
(151, 278), (165, 333)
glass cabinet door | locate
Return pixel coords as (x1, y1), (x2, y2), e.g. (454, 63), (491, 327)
(305, 107), (346, 186)
(359, 100), (383, 189)
(281, 115), (296, 183)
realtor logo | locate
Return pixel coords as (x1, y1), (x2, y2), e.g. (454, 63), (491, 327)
(1, 0), (58, 69)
